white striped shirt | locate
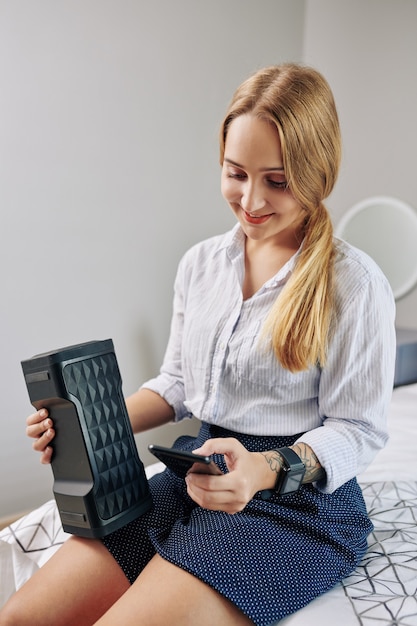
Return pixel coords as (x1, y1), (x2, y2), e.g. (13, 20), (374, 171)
(143, 224), (396, 492)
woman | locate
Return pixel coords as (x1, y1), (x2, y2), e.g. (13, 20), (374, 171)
(0, 63), (396, 626)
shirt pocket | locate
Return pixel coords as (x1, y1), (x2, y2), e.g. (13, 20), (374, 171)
(229, 322), (284, 386)
(232, 325), (317, 399)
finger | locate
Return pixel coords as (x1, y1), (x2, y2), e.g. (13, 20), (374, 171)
(186, 470), (246, 500)
(194, 438), (246, 474)
(40, 446), (53, 465)
(186, 471), (228, 489)
(26, 417), (53, 440)
(185, 472), (236, 501)
(26, 408), (49, 427)
(32, 427), (55, 452)
(185, 475), (245, 513)
(194, 437), (242, 457)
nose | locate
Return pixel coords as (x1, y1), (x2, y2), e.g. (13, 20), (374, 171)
(241, 181), (266, 214)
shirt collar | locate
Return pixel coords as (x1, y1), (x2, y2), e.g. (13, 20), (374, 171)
(220, 224), (302, 290)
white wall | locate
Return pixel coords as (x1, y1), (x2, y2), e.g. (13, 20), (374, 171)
(303, 0), (417, 328)
(0, 0), (305, 517)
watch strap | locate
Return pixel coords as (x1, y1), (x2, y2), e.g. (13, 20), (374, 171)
(273, 447), (305, 495)
(275, 446), (304, 470)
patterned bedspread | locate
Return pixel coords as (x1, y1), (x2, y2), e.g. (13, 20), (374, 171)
(342, 481), (417, 626)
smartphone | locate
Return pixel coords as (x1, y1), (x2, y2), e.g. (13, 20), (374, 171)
(148, 444), (223, 478)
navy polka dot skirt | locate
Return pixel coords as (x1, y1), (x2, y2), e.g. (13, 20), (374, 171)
(102, 423), (372, 625)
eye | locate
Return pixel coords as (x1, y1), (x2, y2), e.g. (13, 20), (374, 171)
(268, 179), (288, 190)
(227, 171), (246, 180)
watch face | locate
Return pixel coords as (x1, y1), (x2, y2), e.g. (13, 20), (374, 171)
(281, 469), (305, 494)
(274, 448), (306, 496)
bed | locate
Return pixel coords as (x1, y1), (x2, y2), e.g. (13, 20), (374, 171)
(1, 383), (416, 625)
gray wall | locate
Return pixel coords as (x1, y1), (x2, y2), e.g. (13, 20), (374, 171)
(303, 0), (417, 328)
(1, 0), (416, 518)
(0, 0), (305, 517)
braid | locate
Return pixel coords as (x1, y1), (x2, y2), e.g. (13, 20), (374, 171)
(263, 203), (335, 371)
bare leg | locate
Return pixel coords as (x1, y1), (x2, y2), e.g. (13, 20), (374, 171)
(94, 553), (253, 626)
(0, 536), (129, 626)
(0, 540), (253, 626)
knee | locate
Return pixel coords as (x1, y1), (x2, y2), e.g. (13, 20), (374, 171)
(0, 595), (28, 626)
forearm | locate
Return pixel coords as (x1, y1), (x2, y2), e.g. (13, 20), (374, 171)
(291, 442), (325, 483)
(259, 443), (325, 490)
(125, 388), (175, 434)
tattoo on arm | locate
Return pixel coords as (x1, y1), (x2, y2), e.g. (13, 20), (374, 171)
(291, 443), (325, 484)
(261, 444), (325, 486)
(260, 450), (285, 479)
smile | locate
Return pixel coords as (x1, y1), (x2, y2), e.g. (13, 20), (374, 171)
(242, 209), (273, 224)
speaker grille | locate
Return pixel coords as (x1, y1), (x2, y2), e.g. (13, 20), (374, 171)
(63, 354), (144, 520)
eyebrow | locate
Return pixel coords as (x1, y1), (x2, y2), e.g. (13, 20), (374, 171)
(224, 157), (284, 172)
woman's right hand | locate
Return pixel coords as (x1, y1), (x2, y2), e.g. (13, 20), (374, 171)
(26, 409), (55, 464)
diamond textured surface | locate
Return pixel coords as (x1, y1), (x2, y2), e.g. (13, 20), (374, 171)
(342, 481), (417, 625)
(63, 354), (145, 520)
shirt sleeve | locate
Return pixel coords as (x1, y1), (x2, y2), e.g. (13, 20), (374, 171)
(140, 253), (192, 421)
(296, 270), (396, 493)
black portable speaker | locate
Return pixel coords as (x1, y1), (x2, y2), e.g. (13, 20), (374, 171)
(21, 339), (152, 538)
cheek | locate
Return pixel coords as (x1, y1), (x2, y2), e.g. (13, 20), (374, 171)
(277, 194), (303, 216)
(221, 176), (237, 203)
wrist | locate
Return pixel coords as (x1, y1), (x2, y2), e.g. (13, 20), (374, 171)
(272, 447), (305, 495)
(259, 447), (305, 498)
(256, 450), (284, 492)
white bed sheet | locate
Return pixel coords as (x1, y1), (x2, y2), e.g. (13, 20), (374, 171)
(1, 384), (417, 625)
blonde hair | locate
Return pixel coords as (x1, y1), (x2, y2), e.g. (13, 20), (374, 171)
(220, 64), (341, 372)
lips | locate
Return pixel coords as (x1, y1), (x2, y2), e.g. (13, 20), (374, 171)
(242, 209), (273, 224)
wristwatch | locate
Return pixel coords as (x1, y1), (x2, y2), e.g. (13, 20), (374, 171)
(261, 447), (305, 499)
(274, 447), (306, 495)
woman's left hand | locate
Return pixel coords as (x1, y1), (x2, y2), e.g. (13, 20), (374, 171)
(185, 438), (273, 514)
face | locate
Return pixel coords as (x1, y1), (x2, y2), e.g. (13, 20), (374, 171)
(221, 114), (305, 246)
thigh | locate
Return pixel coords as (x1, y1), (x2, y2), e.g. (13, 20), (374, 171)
(94, 553), (253, 626)
(148, 479), (372, 625)
(0, 535), (130, 626)
(102, 466), (193, 583)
